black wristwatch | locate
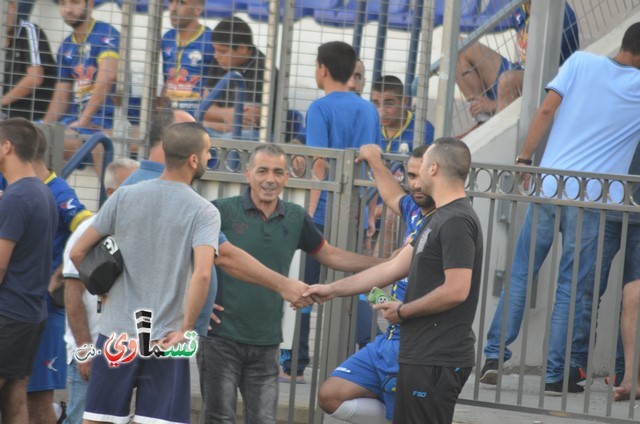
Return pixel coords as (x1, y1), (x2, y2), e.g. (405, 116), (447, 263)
(515, 156), (533, 165)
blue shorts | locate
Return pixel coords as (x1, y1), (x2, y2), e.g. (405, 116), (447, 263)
(331, 335), (399, 421)
(486, 57), (523, 101)
(27, 303), (67, 392)
(83, 334), (190, 424)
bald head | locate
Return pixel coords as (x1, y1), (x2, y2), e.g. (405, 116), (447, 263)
(148, 108), (196, 151)
(173, 109), (196, 124)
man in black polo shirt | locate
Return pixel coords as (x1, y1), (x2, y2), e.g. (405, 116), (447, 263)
(306, 137), (483, 423)
(2, 0), (56, 120)
(202, 17), (276, 141)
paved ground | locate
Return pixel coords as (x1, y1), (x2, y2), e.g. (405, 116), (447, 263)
(185, 357), (640, 424)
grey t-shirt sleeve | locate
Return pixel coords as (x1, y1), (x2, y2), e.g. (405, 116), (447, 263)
(91, 189), (121, 236)
(192, 202), (220, 253)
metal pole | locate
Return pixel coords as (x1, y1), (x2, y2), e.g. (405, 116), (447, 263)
(404, 0), (425, 98)
(0, 1), (8, 106)
(412, 0), (435, 148)
(351, 0), (367, 56)
(261, 0), (281, 142)
(113, 0), (135, 156)
(272, 0), (295, 144)
(517, 0), (565, 162)
(433, 0), (461, 138)
(139, 0), (164, 159)
(371, 0), (390, 83)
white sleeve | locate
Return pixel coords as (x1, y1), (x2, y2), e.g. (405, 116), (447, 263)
(62, 217), (95, 278)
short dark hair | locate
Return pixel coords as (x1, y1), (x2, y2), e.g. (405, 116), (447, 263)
(428, 137), (471, 182)
(621, 22), (640, 55)
(372, 75), (404, 97)
(213, 17), (254, 48)
(410, 144), (429, 159)
(0, 118), (39, 162)
(317, 41), (356, 84)
(248, 143), (285, 167)
(149, 108), (176, 150)
(35, 127), (48, 162)
(163, 122), (209, 169)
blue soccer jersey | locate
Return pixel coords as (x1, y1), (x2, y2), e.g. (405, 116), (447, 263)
(385, 195), (431, 340)
(57, 20), (120, 128)
(45, 172), (92, 274)
(381, 111), (435, 154)
(161, 26), (214, 115)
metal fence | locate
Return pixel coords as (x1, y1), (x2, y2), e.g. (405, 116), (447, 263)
(194, 140), (640, 423)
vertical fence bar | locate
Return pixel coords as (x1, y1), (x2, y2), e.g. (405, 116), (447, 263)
(412, 0), (435, 149)
(516, 0), (566, 159)
(138, 0), (164, 159)
(433, 0), (461, 138)
(261, 0), (281, 142)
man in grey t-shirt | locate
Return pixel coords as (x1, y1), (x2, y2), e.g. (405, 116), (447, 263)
(70, 122), (220, 424)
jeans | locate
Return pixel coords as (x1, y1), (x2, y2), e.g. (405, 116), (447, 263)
(64, 360), (88, 424)
(197, 335), (279, 424)
(484, 204), (600, 383)
(571, 220), (640, 374)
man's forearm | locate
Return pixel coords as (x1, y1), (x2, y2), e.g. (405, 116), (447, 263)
(317, 245), (387, 273)
(1, 69), (44, 107)
(203, 104), (234, 125)
(217, 243), (290, 294)
(367, 157), (405, 215)
(181, 271), (210, 332)
(65, 278), (94, 347)
(331, 246), (412, 297)
(519, 91), (562, 159)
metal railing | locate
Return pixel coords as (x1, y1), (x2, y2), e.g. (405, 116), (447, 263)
(193, 141), (640, 423)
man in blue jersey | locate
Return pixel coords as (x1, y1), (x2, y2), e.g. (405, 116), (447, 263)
(0, 118), (58, 424)
(371, 76), (434, 153)
(480, 22), (640, 395)
(161, 0), (214, 116)
(27, 128), (92, 424)
(455, 1), (579, 122)
(280, 42), (383, 382)
(42, 0), (120, 177)
(314, 144), (433, 423)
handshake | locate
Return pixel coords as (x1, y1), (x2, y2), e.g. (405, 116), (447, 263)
(284, 280), (404, 325)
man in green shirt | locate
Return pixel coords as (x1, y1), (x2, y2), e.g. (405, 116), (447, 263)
(197, 143), (386, 424)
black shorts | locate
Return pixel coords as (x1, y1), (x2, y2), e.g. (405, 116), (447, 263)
(393, 364), (471, 424)
(0, 314), (45, 379)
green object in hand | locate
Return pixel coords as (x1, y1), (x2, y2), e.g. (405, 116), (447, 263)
(367, 287), (397, 304)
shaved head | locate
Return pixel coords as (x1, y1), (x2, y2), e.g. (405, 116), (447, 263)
(173, 109), (196, 124)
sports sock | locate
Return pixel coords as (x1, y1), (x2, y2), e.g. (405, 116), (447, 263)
(330, 398), (391, 424)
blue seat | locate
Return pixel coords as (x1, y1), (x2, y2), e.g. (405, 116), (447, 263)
(203, 0), (250, 18)
(247, 0), (315, 22)
(388, 0), (479, 32)
(468, 0), (519, 32)
(434, 0), (480, 28)
(313, 0), (369, 28)
(115, 0), (154, 13)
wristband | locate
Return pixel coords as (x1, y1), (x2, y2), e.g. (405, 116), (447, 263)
(397, 303), (405, 322)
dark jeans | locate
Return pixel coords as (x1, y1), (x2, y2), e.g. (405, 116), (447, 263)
(197, 335), (279, 424)
(571, 220), (640, 375)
